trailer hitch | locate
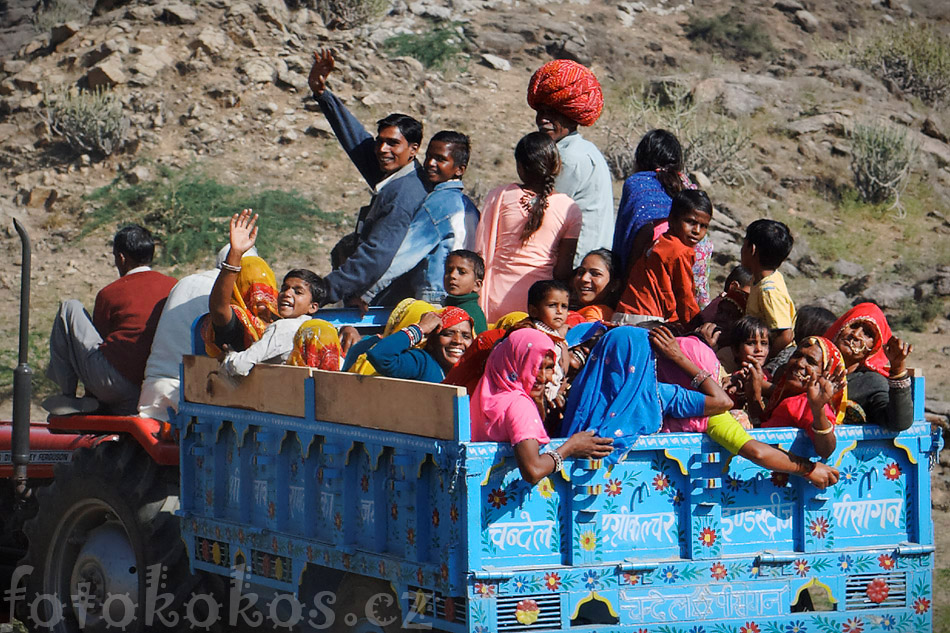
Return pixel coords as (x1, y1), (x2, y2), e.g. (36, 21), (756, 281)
(11, 219), (32, 501)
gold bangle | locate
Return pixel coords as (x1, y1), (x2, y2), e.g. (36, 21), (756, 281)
(811, 423), (835, 435)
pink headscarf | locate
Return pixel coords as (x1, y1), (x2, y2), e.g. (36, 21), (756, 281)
(656, 336), (721, 433)
(469, 329), (556, 444)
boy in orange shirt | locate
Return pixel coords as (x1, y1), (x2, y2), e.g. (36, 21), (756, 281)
(616, 190), (712, 328)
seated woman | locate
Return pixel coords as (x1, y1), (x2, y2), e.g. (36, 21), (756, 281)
(443, 311), (529, 394)
(571, 248), (619, 322)
(561, 325), (733, 463)
(754, 337), (846, 459)
(202, 255), (278, 356)
(657, 335), (840, 488)
(824, 303), (914, 432)
(345, 298), (437, 374)
(287, 319), (343, 370)
(470, 328), (613, 484)
(366, 307), (474, 383)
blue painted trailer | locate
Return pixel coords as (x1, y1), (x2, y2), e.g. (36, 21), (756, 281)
(173, 313), (941, 633)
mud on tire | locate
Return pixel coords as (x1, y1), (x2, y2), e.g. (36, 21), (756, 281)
(19, 438), (199, 632)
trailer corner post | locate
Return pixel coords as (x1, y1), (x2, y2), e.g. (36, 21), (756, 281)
(12, 219), (32, 499)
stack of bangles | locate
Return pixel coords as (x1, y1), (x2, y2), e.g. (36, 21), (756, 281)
(690, 370), (712, 389)
(887, 370), (911, 390)
(547, 449), (563, 473)
(402, 324), (425, 346)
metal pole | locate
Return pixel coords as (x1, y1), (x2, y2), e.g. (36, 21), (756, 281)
(12, 219), (32, 498)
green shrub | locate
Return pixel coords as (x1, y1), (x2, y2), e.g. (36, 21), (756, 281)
(685, 8), (775, 61)
(287, 0), (391, 29)
(891, 295), (947, 333)
(84, 166), (344, 266)
(849, 120), (917, 208)
(33, 0), (94, 32)
(44, 87), (129, 158)
(384, 23), (471, 69)
(857, 23), (950, 106)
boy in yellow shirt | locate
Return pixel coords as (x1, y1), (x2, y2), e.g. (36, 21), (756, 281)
(740, 219), (796, 359)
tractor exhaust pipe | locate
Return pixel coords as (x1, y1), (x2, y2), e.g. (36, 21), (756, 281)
(12, 219), (32, 499)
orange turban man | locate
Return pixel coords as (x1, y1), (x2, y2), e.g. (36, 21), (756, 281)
(526, 59), (614, 267)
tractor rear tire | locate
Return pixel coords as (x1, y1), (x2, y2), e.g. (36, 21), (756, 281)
(19, 438), (201, 633)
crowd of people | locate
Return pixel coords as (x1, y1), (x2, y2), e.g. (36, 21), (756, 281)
(43, 55), (917, 492)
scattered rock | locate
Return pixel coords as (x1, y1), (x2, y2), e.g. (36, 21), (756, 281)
(278, 129), (298, 144)
(691, 77), (724, 104)
(189, 27), (230, 58)
(125, 165), (152, 184)
(256, 0), (288, 28)
(919, 136), (950, 168)
(829, 259), (865, 278)
(814, 290), (850, 314)
(2, 60), (28, 75)
(50, 22), (82, 47)
(128, 46), (173, 85)
(796, 255), (823, 278)
(11, 69), (42, 94)
(480, 54), (511, 71)
(86, 57), (127, 88)
(408, 2), (453, 20)
(773, 0), (804, 11)
(240, 58), (275, 83)
(840, 274), (872, 297)
(691, 171), (712, 190)
(161, 3), (198, 25)
(24, 187), (57, 208)
(126, 5), (158, 21)
(923, 117), (948, 144)
(305, 119), (333, 138)
(476, 31), (527, 55)
(857, 282), (914, 309)
(719, 83), (764, 117)
(794, 10), (819, 33)
(276, 69), (308, 92)
(785, 113), (848, 137)
(927, 399), (950, 418)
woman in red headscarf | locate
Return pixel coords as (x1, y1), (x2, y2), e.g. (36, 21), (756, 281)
(825, 303), (915, 431)
(755, 337), (847, 459)
(366, 307), (474, 383)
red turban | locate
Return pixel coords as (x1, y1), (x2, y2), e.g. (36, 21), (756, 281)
(527, 59), (604, 126)
(440, 306), (473, 331)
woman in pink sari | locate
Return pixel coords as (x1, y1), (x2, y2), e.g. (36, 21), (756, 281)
(475, 132), (582, 323)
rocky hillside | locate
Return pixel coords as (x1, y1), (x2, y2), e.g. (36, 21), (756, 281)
(0, 0), (949, 421)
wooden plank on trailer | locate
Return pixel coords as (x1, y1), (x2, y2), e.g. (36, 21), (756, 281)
(182, 355), (309, 418)
(309, 369), (466, 440)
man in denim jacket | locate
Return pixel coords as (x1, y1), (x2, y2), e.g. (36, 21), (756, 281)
(309, 50), (429, 307)
(365, 132), (479, 304)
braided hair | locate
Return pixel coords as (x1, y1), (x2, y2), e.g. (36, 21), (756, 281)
(634, 129), (687, 197)
(515, 132), (561, 244)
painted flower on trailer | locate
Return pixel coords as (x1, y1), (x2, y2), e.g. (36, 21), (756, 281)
(841, 465), (858, 483)
(740, 623), (760, 633)
(866, 577), (890, 603)
(669, 488), (685, 506)
(660, 565), (679, 583)
(606, 478), (623, 497)
(709, 563), (727, 580)
(622, 572), (640, 586)
(771, 471), (789, 488)
(474, 582), (495, 598)
(416, 568), (425, 585)
(334, 511), (343, 531)
(582, 570), (600, 590)
(515, 599), (540, 625)
(440, 562), (449, 581)
(473, 626), (490, 633)
(883, 462), (902, 480)
(914, 597), (931, 614)
(785, 621), (806, 633)
(360, 474), (370, 492)
(652, 473), (670, 491)
(579, 530), (597, 551)
(537, 477), (554, 499)
(726, 475), (743, 491)
(487, 487), (508, 508)
(406, 527), (416, 546)
(511, 576), (529, 593)
(838, 554), (853, 571)
(432, 508), (440, 528)
(543, 572), (561, 591)
(879, 615), (896, 630)
(792, 559), (810, 576)
(391, 503), (398, 520)
(841, 617), (864, 633)
(809, 516), (829, 538)
(878, 553), (896, 570)
(450, 504), (459, 522)
(698, 527), (717, 547)
(687, 626), (706, 633)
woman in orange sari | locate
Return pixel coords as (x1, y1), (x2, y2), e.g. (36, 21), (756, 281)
(202, 256), (278, 356)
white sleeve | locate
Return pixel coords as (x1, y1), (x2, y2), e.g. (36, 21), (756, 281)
(221, 319), (299, 377)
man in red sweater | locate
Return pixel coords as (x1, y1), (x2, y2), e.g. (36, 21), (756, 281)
(45, 225), (176, 415)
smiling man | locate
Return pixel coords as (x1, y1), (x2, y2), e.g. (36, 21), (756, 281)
(528, 59), (614, 267)
(309, 49), (429, 308)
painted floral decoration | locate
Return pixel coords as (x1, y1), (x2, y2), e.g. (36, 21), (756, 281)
(515, 599), (540, 625)
(792, 559), (810, 576)
(710, 563), (727, 580)
(579, 530), (597, 551)
(698, 527), (717, 547)
(488, 487), (508, 508)
(544, 572), (561, 591)
(653, 473), (669, 491)
(809, 516), (829, 538)
(878, 553), (895, 570)
(865, 577), (890, 603)
(606, 479), (622, 497)
(883, 462), (902, 480)
(914, 597), (931, 614)
(739, 623), (760, 633)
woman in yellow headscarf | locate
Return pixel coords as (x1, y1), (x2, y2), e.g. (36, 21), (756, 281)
(288, 319), (342, 370)
(346, 299), (437, 375)
(202, 256), (279, 356)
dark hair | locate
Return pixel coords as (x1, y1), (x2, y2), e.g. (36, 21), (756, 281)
(635, 129), (686, 197)
(430, 130), (471, 169)
(794, 305), (837, 344)
(283, 269), (328, 308)
(515, 132), (561, 244)
(446, 249), (484, 281)
(745, 219), (794, 269)
(113, 224), (155, 264)
(724, 264), (753, 290)
(669, 189), (713, 220)
(579, 248), (619, 282)
(527, 279), (569, 307)
(377, 113), (423, 146)
(730, 316), (769, 349)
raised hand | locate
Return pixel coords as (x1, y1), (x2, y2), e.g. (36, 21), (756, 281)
(648, 325), (681, 360)
(229, 209), (258, 258)
(806, 372), (837, 409)
(417, 311), (444, 336)
(695, 322), (721, 349)
(308, 49), (335, 96)
(884, 336), (912, 376)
